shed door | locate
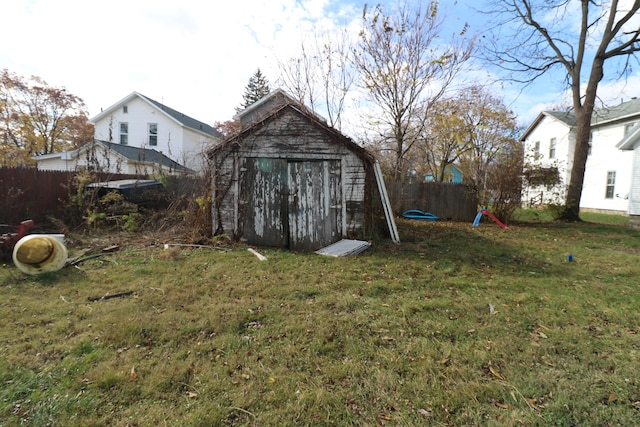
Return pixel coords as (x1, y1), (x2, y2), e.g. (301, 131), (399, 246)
(241, 158), (289, 247)
(288, 160), (342, 251)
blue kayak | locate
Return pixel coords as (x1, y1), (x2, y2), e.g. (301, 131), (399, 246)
(401, 209), (439, 221)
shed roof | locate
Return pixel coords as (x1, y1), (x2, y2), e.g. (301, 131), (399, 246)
(210, 99), (374, 164)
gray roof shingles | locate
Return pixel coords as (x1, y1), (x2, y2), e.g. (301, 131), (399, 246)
(544, 97), (640, 128)
(138, 94), (223, 138)
(95, 139), (192, 172)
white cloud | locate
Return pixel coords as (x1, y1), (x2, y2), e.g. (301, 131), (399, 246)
(2, 0), (636, 136)
(1, 0), (353, 124)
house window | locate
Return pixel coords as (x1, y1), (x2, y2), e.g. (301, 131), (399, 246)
(549, 137), (556, 159)
(120, 122), (128, 145)
(605, 171), (616, 199)
(148, 123), (158, 146)
(534, 141), (540, 153)
(588, 132), (593, 156)
(123, 105), (128, 114)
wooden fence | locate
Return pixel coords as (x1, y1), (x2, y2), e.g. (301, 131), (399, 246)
(1, 167), (476, 230)
(0, 168), (142, 226)
(387, 181), (478, 222)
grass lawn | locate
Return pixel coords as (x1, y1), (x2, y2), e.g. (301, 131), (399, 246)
(1, 216), (639, 426)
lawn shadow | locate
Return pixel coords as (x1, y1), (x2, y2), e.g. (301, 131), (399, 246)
(369, 219), (566, 278)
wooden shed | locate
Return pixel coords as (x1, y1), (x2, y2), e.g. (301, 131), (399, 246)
(209, 90), (378, 251)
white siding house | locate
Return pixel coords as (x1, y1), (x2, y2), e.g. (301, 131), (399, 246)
(36, 92), (222, 174)
(521, 98), (640, 214)
(91, 92), (222, 173)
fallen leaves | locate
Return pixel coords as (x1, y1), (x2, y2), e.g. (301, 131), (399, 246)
(129, 366), (138, 381)
(489, 365), (504, 380)
(417, 408), (432, 418)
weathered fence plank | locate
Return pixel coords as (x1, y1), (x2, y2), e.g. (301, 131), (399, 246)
(0, 168), (140, 225)
(388, 181), (478, 222)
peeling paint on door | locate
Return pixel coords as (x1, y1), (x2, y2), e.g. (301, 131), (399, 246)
(240, 157), (342, 250)
(288, 159), (341, 250)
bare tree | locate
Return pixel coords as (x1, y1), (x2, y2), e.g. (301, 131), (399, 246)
(277, 28), (356, 130)
(352, 1), (474, 181)
(484, 0), (640, 220)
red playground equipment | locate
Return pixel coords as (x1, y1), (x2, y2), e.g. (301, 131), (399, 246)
(472, 209), (508, 229)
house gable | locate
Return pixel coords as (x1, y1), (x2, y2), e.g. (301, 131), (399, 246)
(90, 92), (220, 173)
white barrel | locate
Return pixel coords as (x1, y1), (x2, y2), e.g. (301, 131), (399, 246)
(12, 234), (68, 275)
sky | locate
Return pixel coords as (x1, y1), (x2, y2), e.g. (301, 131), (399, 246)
(2, 0), (640, 135)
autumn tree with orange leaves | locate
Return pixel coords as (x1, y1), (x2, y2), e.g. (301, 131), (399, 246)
(1, 69), (93, 167)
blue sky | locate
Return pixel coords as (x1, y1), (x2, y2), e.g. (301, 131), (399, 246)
(2, 0), (639, 134)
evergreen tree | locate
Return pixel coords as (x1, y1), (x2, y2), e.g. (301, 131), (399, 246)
(238, 69), (270, 111)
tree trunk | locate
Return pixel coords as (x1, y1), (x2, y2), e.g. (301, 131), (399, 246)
(562, 59), (602, 221)
(562, 112), (592, 220)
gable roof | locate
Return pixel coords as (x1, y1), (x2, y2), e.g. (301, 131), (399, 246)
(233, 88), (329, 125)
(544, 111), (577, 127)
(90, 92), (222, 138)
(520, 98), (640, 142)
(592, 97), (640, 126)
(34, 139), (193, 173)
(233, 88), (294, 121)
(519, 111), (575, 141)
(93, 140), (193, 172)
(210, 100), (374, 164)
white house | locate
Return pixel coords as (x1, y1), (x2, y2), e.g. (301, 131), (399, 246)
(616, 122), (640, 228)
(91, 92), (223, 173)
(36, 92), (222, 174)
(521, 97), (640, 214)
(35, 139), (193, 175)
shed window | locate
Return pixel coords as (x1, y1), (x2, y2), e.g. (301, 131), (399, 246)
(605, 171), (616, 199)
(148, 123), (158, 146)
(120, 122), (128, 145)
(549, 137), (556, 159)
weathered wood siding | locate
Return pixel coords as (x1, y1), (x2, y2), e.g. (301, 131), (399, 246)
(211, 107), (372, 249)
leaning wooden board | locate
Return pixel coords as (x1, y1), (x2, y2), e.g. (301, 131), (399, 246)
(374, 161), (400, 243)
